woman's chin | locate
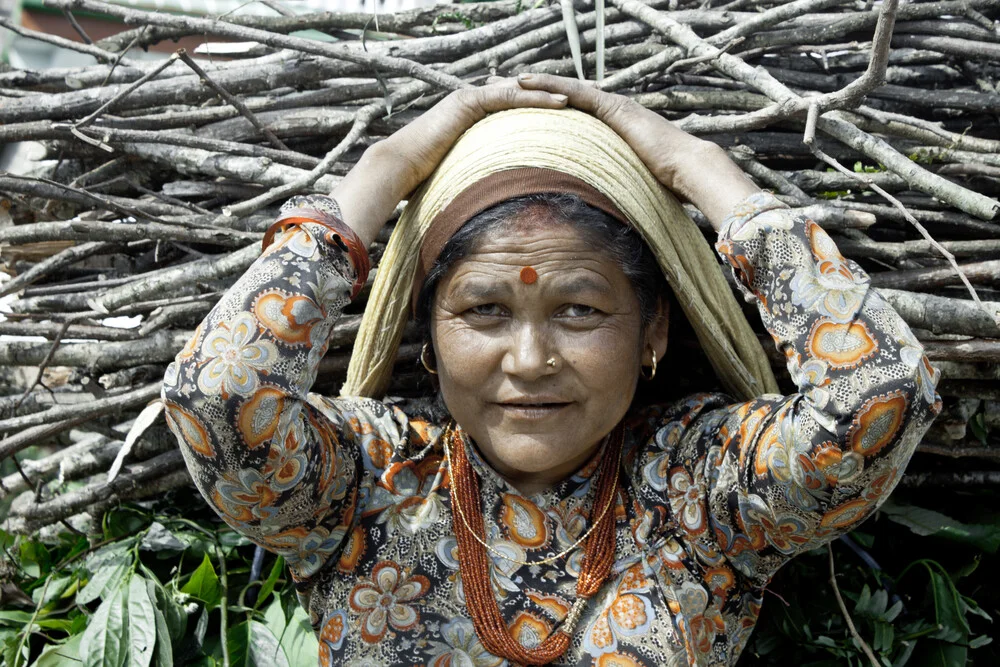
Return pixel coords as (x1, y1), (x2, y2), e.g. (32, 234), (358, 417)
(476, 431), (601, 481)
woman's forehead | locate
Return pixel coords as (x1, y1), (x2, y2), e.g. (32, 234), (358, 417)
(441, 225), (630, 295)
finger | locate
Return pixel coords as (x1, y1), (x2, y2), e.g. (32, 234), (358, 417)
(485, 75), (510, 86)
(466, 85), (569, 113)
(514, 72), (605, 112)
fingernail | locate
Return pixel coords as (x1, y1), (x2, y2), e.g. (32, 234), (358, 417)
(551, 93), (568, 103)
(518, 73), (534, 81)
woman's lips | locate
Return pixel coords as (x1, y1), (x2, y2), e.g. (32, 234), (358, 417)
(494, 402), (572, 419)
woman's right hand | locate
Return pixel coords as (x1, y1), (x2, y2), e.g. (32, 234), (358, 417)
(332, 83), (569, 247)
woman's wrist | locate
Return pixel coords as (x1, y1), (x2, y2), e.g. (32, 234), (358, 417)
(330, 142), (414, 248)
(673, 141), (761, 231)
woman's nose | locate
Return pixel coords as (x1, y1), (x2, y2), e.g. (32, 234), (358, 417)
(500, 323), (555, 381)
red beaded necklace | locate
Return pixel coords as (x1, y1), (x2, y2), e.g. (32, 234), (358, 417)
(442, 422), (624, 666)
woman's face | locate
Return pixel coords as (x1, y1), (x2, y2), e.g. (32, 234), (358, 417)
(431, 208), (668, 493)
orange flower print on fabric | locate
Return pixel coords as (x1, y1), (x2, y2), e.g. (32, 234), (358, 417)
(789, 229), (869, 323)
(583, 563), (656, 657)
(593, 651), (644, 667)
(428, 618), (504, 667)
(806, 320), (878, 370)
(319, 610), (348, 667)
(163, 402), (215, 458)
(261, 412), (310, 492)
(509, 611), (552, 650)
(237, 387), (285, 450)
(819, 497), (874, 531)
(704, 566), (737, 601)
(527, 590), (570, 622)
(848, 391), (908, 458)
(675, 581), (725, 658)
(211, 469), (279, 526)
(366, 458), (448, 536)
(197, 312), (278, 399)
(757, 513), (812, 555)
(806, 218), (845, 263)
(500, 494), (551, 549)
(668, 466), (708, 537)
(271, 524), (348, 580)
(366, 438), (394, 470)
(337, 525), (366, 573)
(253, 290), (324, 346)
(177, 321), (204, 361)
(348, 560), (430, 644)
(736, 404), (772, 472)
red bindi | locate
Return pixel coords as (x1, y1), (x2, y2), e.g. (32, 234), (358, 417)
(519, 267), (538, 284)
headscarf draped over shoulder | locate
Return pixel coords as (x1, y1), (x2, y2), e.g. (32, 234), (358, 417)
(342, 108), (779, 401)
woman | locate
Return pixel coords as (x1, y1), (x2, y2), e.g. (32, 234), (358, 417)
(161, 74), (941, 666)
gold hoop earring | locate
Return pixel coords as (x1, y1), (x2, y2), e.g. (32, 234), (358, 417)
(420, 343), (438, 375)
(640, 347), (657, 381)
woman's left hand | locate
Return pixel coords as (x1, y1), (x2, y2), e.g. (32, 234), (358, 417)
(513, 73), (760, 230)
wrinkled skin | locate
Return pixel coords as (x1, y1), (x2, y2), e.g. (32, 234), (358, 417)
(430, 209), (669, 495)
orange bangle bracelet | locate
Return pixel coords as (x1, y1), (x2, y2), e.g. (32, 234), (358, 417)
(261, 208), (371, 299)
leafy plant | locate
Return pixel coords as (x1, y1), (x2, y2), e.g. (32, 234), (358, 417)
(740, 494), (997, 667)
(0, 501), (317, 667)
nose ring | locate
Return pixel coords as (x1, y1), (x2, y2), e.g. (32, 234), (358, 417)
(546, 357), (558, 368)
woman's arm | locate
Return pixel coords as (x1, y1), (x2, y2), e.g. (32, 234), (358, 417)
(517, 74), (941, 583)
(697, 193), (940, 582)
(160, 84), (571, 581)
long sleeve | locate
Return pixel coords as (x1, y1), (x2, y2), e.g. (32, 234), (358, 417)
(648, 192), (942, 589)
(160, 199), (366, 582)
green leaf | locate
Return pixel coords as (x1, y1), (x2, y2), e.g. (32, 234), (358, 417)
(147, 578), (174, 667)
(892, 639), (916, 667)
(262, 598), (285, 642)
(855, 585), (872, 616)
(18, 541), (50, 579)
(908, 639), (967, 667)
(143, 569), (186, 644)
(31, 633), (84, 666)
(925, 567), (970, 642)
(180, 554), (221, 609)
(218, 531), (252, 553)
(36, 575), (74, 608)
(869, 589), (888, 618)
(881, 501), (1000, 553)
(969, 635), (992, 649)
(850, 531), (875, 548)
(76, 541), (135, 606)
(279, 606), (319, 667)
(960, 595), (992, 623)
(227, 620), (290, 667)
(969, 412), (989, 444)
(885, 600), (904, 623)
(254, 556), (284, 610)
(127, 575), (156, 667)
(139, 522), (185, 553)
(0, 611), (33, 625)
(76, 560), (130, 607)
(874, 622), (895, 653)
(80, 583), (127, 667)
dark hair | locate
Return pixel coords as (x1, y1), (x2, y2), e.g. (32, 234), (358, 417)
(414, 193), (668, 340)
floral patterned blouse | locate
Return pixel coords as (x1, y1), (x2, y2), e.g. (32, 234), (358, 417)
(161, 191), (942, 667)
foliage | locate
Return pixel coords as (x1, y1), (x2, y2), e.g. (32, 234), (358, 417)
(740, 488), (998, 667)
(1, 488), (997, 666)
(0, 497), (317, 667)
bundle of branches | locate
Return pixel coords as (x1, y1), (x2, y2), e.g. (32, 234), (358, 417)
(1, 0), (999, 536)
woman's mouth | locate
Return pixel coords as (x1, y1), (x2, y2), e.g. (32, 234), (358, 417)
(495, 401), (573, 419)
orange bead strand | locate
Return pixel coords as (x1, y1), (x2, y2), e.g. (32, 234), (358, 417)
(443, 422), (624, 666)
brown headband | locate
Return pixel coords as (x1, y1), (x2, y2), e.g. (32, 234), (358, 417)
(410, 167), (630, 311)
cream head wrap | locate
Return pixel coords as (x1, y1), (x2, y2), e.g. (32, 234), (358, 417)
(342, 108), (778, 401)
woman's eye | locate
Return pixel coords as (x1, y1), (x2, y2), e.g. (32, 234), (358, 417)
(469, 303), (506, 317)
(562, 304), (598, 318)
